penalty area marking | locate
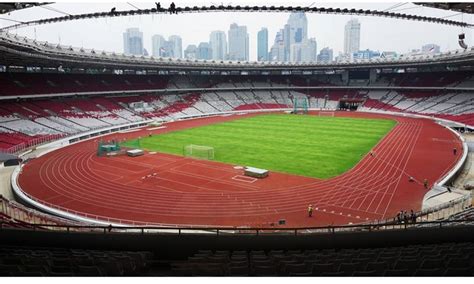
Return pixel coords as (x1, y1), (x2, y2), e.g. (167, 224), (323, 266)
(232, 175), (257, 183)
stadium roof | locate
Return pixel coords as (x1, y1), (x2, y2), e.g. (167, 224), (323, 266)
(415, 2), (474, 14)
(0, 2), (50, 15)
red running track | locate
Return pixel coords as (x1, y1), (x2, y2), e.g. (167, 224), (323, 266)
(17, 111), (463, 228)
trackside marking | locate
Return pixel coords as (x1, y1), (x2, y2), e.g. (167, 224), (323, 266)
(232, 175), (257, 183)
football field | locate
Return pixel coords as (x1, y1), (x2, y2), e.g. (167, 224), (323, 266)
(122, 114), (396, 179)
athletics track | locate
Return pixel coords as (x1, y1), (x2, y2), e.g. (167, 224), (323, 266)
(17, 111), (463, 228)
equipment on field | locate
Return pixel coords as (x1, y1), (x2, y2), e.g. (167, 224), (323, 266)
(293, 97), (309, 114)
(183, 144), (215, 160)
(244, 166), (269, 178)
(97, 140), (121, 156)
(127, 149), (144, 157)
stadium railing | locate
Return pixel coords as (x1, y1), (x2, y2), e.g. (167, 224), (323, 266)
(1, 216), (474, 236)
(0, 195), (81, 229)
(0, 134), (64, 154)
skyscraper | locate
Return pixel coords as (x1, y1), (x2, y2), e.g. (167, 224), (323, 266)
(287, 12), (308, 44)
(228, 23), (249, 61)
(270, 29), (285, 62)
(197, 42), (212, 60)
(168, 35), (182, 58)
(317, 47), (333, 63)
(285, 12), (308, 61)
(152, 35), (182, 58)
(184, 45), (197, 59)
(123, 28), (143, 55)
(257, 28), (268, 61)
(209, 31), (227, 60)
(151, 34), (166, 57)
(300, 38), (317, 62)
(344, 19), (361, 56)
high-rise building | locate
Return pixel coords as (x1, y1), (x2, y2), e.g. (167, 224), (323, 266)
(168, 35), (182, 58)
(270, 29), (285, 62)
(270, 42), (285, 62)
(197, 42), (212, 60)
(290, 38), (317, 63)
(257, 28), (268, 61)
(285, 12), (308, 61)
(209, 31), (227, 60)
(287, 12), (308, 44)
(228, 23), (249, 61)
(344, 19), (361, 56)
(184, 44), (197, 59)
(422, 43), (440, 53)
(152, 35), (182, 58)
(152, 34), (167, 57)
(317, 47), (333, 63)
(270, 12), (309, 62)
(123, 28), (143, 55)
(300, 38), (317, 62)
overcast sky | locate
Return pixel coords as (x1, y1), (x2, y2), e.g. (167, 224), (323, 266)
(0, 0), (473, 60)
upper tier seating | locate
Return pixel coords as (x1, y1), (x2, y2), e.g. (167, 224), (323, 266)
(0, 73), (169, 96)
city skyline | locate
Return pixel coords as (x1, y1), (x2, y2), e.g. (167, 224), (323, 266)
(124, 15), (442, 63)
(9, 2), (467, 62)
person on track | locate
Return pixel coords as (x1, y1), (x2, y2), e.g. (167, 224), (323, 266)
(308, 204), (313, 217)
(423, 179), (429, 189)
(453, 147), (457, 155)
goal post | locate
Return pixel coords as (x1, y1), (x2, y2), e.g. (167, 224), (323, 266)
(183, 144), (215, 160)
(293, 97), (309, 114)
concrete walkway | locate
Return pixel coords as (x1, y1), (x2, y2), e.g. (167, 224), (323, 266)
(0, 165), (15, 200)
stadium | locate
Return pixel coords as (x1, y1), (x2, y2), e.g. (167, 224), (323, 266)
(0, 1), (474, 277)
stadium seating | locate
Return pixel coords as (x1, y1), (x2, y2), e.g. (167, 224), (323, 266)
(0, 240), (473, 276)
(0, 73), (170, 96)
(0, 246), (153, 276)
(1, 71), (473, 154)
(166, 242), (474, 276)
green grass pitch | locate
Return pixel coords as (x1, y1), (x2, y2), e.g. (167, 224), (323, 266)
(122, 114), (396, 179)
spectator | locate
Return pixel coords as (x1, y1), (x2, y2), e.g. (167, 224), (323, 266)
(403, 211), (409, 224)
(410, 210), (416, 223)
(169, 2), (176, 14)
